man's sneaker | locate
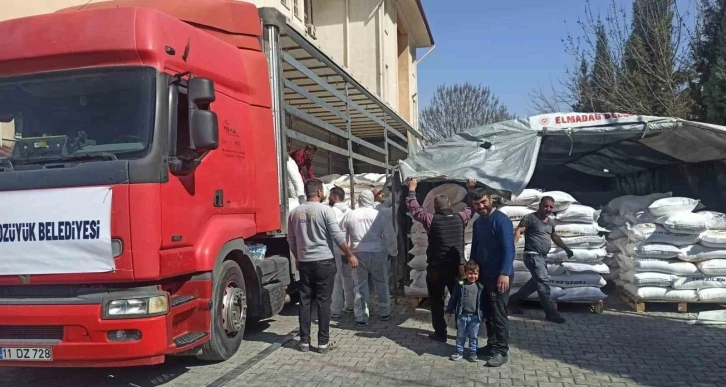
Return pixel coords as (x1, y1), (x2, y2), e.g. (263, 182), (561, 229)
(450, 352), (463, 361)
(297, 342), (310, 353)
(486, 353), (508, 367)
(356, 320), (369, 326)
(380, 314), (391, 321)
(428, 332), (447, 343)
(546, 314), (566, 324)
(317, 341), (335, 354)
(343, 308), (354, 313)
(468, 355), (479, 363)
(331, 312), (343, 319)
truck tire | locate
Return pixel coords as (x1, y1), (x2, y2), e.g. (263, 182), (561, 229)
(198, 260), (247, 361)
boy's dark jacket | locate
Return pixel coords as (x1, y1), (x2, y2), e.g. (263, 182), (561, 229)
(446, 280), (484, 320)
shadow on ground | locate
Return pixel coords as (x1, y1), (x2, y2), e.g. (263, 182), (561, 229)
(320, 287), (726, 387)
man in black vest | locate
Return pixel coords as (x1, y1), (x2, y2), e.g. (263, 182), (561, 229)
(406, 178), (476, 342)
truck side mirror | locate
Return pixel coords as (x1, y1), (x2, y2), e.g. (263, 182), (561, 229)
(188, 77), (215, 106)
(190, 109), (219, 151)
(188, 77), (218, 152)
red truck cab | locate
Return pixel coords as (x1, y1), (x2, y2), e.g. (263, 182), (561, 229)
(0, 1), (290, 367)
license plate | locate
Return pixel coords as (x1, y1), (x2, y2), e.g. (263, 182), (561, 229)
(0, 347), (52, 361)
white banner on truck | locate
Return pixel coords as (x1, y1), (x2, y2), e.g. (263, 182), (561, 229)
(529, 112), (642, 131)
(0, 186), (114, 275)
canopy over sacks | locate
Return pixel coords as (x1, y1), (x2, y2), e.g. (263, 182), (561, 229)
(398, 113), (726, 204)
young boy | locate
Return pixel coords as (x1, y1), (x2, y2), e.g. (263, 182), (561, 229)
(445, 261), (484, 362)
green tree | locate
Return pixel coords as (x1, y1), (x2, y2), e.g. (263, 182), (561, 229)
(622, 0), (683, 116)
(692, 0), (726, 123)
(547, 0), (691, 117)
(590, 23), (617, 112)
(572, 59), (594, 112)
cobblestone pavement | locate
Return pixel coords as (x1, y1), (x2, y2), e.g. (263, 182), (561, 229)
(0, 292), (725, 387)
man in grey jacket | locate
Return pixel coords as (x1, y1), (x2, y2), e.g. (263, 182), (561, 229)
(288, 179), (358, 353)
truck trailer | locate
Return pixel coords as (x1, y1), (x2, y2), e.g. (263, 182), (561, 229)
(0, 0), (414, 367)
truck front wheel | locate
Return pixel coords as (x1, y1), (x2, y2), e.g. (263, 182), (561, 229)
(198, 260), (247, 361)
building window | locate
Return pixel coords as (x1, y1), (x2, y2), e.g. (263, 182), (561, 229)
(294, 0), (301, 20)
(281, 0), (289, 9)
(304, 0), (313, 25)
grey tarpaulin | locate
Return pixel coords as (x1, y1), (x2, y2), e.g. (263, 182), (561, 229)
(398, 118), (541, 197)
(398, 112), (726, 199)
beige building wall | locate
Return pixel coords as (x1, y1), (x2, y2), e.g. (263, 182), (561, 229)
(307, 0), (428, 128)
(0, 0), (431, 130)
(0, 0), (97, 21)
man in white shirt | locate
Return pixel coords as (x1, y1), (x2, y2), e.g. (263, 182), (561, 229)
(340, 190), (398, 324)
(329, 187), (355, 318)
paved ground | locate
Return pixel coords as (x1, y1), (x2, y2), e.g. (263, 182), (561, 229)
(0, 291), (725, 387)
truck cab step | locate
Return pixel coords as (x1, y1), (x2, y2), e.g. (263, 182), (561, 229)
(174, 331), (208, 347)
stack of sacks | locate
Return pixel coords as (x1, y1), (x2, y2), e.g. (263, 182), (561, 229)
(319, 173), (387, 209)
(404, 221), (429, 296)
(504, 190), (609, 303)
(612, 195), (726, 303)
(404, 183), (470, 297)
(547, 193), (609, 302)
(600, 193), (674, 282)
(673, 208), (726, 302)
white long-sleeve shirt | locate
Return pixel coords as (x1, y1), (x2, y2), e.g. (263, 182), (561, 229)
(339, 206), (398, 256)
(331, 202), (350, 257)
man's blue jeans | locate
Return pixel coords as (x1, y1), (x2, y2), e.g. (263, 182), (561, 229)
(455, 314), (481, 354)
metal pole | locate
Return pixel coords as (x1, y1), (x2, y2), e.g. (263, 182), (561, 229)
(384, 113), (397, 303)
(345, 82), (355, 209)
(383, 113), (389, 174)
(263, 21), (288, 234)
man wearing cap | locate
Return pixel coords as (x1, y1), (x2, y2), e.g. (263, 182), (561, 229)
(340, 190), (398, 324)
(406, 178), (477, 342)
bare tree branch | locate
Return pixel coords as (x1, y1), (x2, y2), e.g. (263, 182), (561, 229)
(419, 83), (515, 144)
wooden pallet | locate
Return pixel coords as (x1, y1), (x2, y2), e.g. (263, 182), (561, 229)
(619, 287), (705, 313)
(553, 299), (604, 314)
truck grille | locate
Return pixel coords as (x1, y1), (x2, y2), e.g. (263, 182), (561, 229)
(0, 286), (85, 298)
(0, 326), (63, 341)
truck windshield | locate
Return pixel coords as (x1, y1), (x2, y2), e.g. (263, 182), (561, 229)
(0, 67), (155, 165)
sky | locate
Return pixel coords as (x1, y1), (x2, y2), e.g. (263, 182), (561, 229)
(416, 0), (696, 118)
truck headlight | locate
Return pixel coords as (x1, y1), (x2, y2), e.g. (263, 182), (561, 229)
(103, 295), (169, 319)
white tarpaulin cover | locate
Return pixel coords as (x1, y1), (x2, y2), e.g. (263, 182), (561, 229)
(0, 186), (114, 275)
(399, 113), (726, 197)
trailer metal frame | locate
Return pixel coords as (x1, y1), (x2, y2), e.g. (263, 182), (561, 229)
(260, 8), (418, 290)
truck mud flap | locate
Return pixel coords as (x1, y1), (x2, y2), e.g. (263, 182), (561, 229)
(259, 281), (286, 319)
(256, 255), (291, 286)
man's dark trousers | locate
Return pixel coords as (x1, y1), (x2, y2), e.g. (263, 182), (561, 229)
(509, 253), (557, 316)
(481, 278), (511, 356)
(426, 265), (459, 337)
(298, 258), (337, 345)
